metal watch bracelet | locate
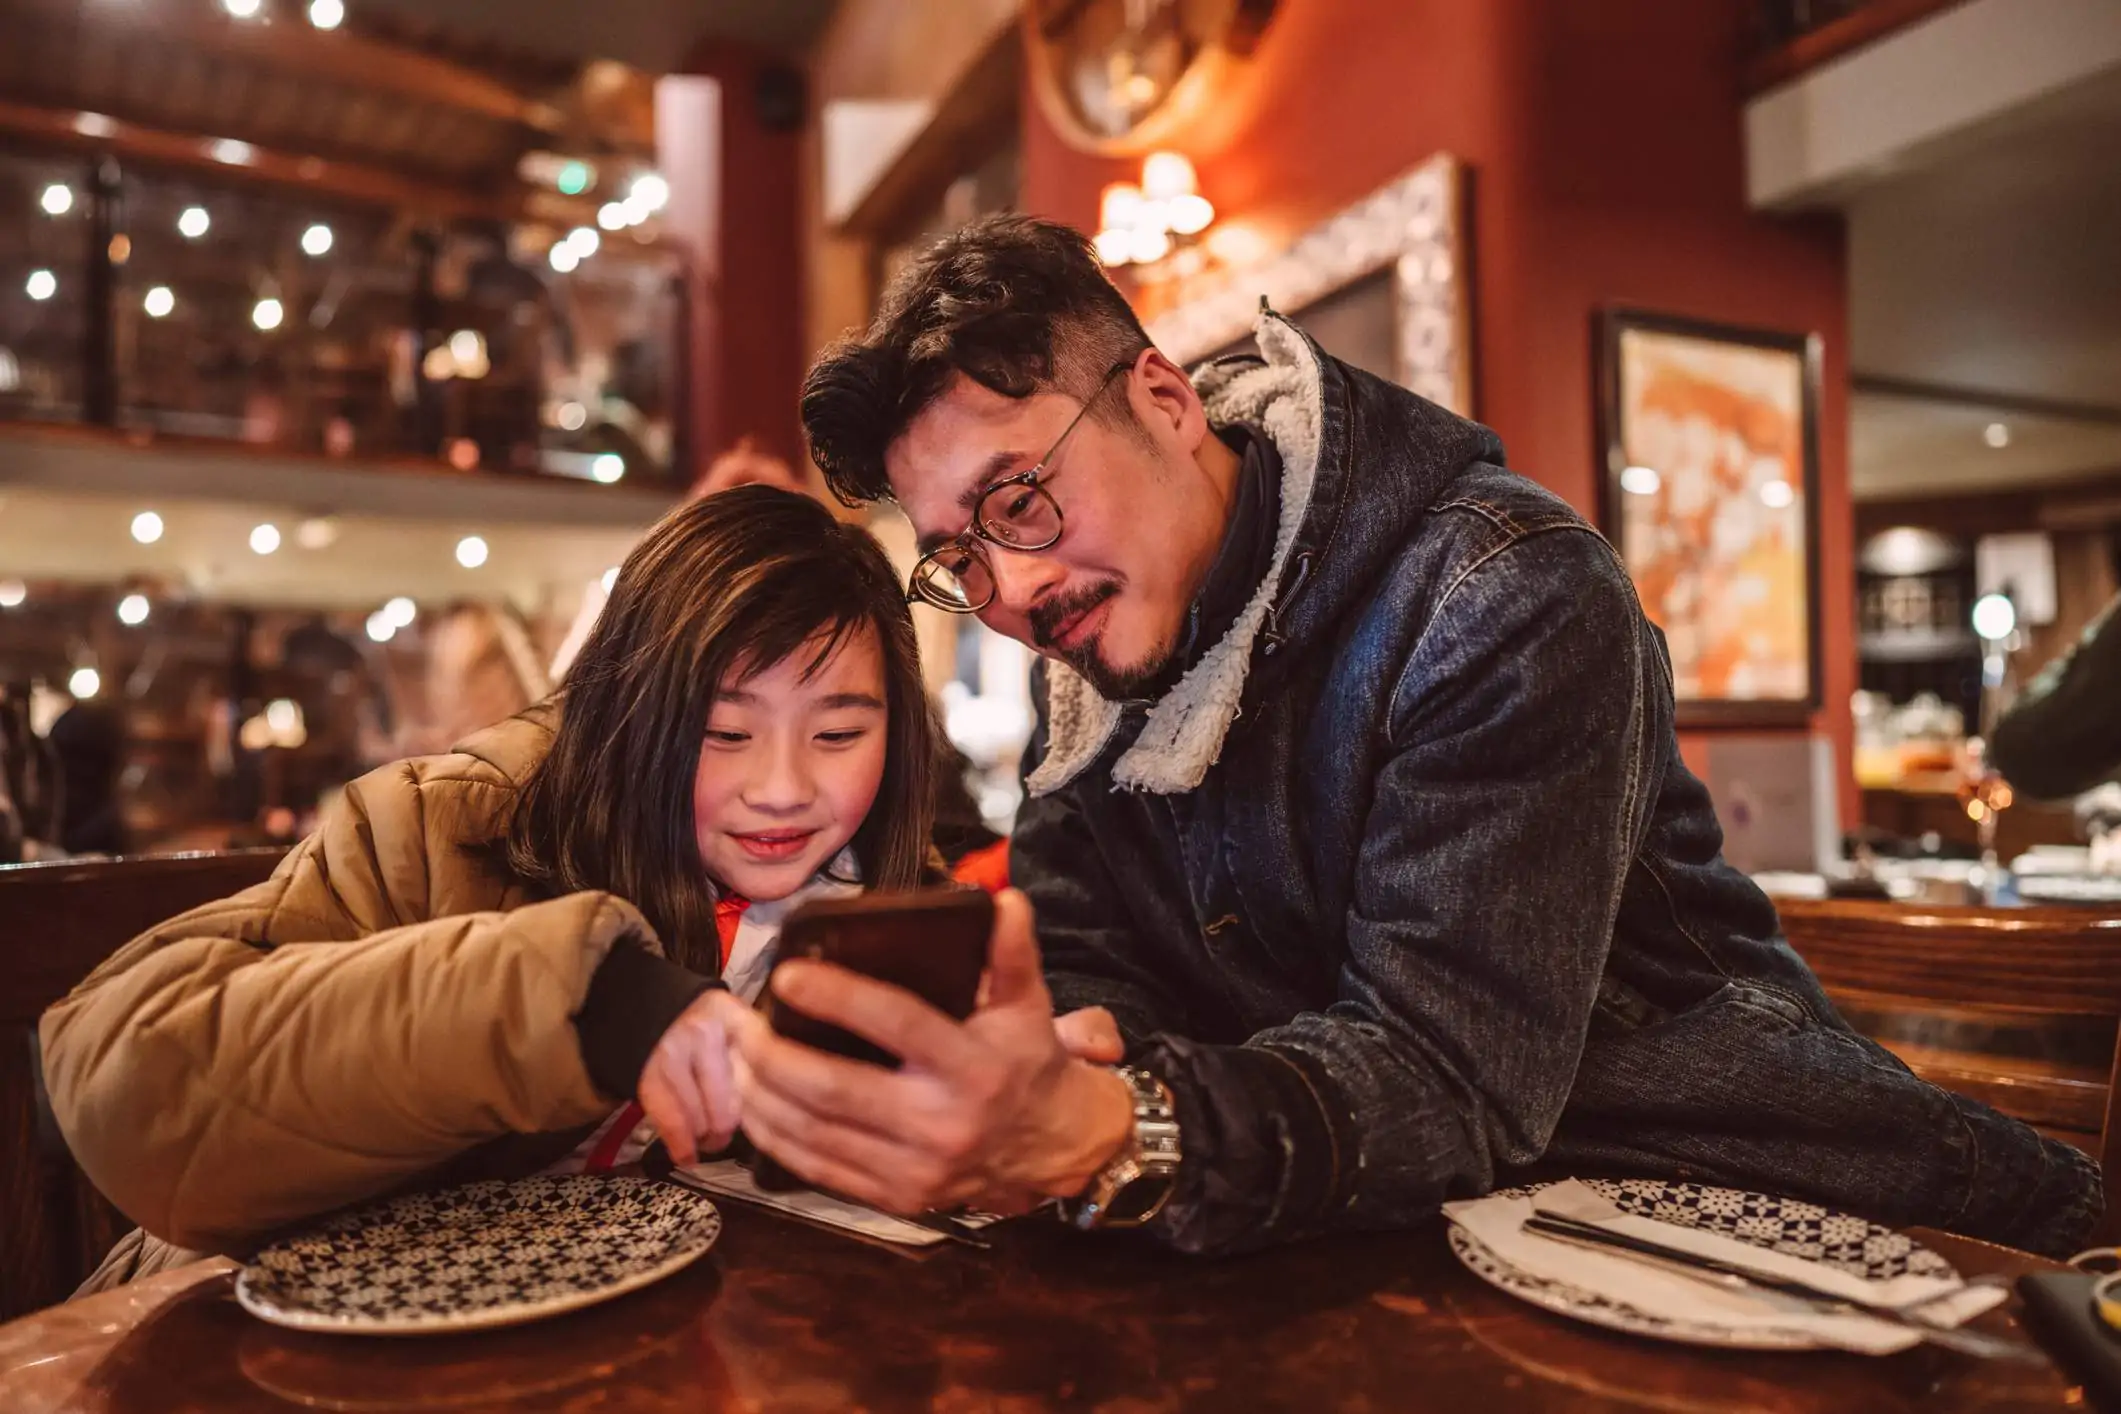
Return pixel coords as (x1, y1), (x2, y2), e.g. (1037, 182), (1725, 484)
(1067, 1066), (1183, 1231)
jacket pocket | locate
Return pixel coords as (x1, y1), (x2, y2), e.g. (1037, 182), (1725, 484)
(1703, 979), (1813, 1037)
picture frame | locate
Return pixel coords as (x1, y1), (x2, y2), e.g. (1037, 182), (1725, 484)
(1143, 153), (1473, 417)
(1595, 309), (1824, 728)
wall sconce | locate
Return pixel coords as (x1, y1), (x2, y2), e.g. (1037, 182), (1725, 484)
(1094, 151), (1216, 278)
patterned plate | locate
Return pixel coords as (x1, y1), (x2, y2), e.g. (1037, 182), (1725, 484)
(237, 1176), (722, 1335)
(1447, 1178), (1958, 1350)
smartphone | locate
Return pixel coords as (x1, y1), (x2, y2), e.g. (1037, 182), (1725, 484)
(760, 887), (995, 1069)
(750, 887), (994, 1192)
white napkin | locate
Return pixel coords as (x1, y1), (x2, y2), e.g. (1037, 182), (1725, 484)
(1442, 1180), (2006, 1354)
(670, 1161), (990, 1249)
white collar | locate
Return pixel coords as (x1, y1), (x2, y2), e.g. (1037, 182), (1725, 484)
(719, 851), (862, 1003)
(1025, 313), (1325, 798)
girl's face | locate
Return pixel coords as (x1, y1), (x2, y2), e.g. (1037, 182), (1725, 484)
(692, 626), (890, 902)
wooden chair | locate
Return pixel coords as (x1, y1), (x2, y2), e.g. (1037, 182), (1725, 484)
(0, 850), (286, 1322)
(1777, 897), (2121, 1245)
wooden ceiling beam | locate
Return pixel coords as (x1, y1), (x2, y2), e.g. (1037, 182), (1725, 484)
(0, 97), (512, 222)
(17, 0), (558, 132)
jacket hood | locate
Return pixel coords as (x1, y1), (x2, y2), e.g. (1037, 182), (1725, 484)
(449, 700), (559, 787)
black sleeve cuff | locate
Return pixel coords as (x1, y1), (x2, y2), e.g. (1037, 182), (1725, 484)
(1130, 1036), (1354, 1255)
(575, 944), (715, 1100)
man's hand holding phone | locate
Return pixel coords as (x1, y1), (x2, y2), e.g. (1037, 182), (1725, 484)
(721, 889), (1136, 1217)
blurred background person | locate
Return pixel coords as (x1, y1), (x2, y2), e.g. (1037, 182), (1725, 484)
(49, 694), (126, 857)
(1990, 592), (2121, 802)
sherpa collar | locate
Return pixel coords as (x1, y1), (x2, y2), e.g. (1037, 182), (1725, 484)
(1025, 313), (1325, 797)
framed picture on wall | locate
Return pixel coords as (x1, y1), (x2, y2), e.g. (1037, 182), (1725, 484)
(1596, 309), (1823, 728)
(1143, 153), (1473, 418)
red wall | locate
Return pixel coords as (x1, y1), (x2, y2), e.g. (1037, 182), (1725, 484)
(666, 42), (807, 472)
(1024, 0), (1857, 827)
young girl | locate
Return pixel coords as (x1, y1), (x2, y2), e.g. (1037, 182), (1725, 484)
(41, 487), (943, 1287)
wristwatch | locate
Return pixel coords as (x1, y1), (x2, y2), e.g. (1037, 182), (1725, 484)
(1067, 1066), (1183, 1230)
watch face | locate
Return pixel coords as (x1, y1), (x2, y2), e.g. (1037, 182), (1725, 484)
(1025, 0), (1277, 155)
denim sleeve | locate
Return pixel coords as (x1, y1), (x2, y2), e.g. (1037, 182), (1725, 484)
(1013, 663), (1194, 1046)
(1989, 592), (2121, 799)
(1144, 527), (1664, 1255)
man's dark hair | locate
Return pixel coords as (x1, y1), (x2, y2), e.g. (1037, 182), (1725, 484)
(802, 214), (1152, 505)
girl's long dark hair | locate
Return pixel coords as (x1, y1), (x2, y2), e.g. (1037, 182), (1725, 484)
(503, 486), (937, 972)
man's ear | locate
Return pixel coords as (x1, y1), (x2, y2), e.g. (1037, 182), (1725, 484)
(1130, 349), (1210, 453)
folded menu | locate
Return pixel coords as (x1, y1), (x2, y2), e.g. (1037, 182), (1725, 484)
(1443, 1179), (2005, 1355)
(669, 1160), (995, 1249)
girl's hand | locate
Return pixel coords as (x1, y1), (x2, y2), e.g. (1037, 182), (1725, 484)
(638, 989), (748, 1164)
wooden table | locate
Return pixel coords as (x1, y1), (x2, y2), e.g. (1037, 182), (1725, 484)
(0, 1204), (2087, 1412)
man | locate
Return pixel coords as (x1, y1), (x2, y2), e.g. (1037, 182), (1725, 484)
(1992, 586), (2121, 801)
(719, 215), (2100, 1256)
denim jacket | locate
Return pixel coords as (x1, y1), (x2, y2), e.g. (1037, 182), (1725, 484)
(1014, 314), (2103, 1257)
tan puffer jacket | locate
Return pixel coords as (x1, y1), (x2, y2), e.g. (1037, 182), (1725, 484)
(39, 705), (658, 1264)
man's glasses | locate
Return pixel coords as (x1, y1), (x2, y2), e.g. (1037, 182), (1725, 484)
(907, 363), (1130, 614)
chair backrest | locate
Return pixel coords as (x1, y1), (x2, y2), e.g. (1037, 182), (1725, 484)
(0, 850), (287, 1321)
(1776, 897), (2121, 1244)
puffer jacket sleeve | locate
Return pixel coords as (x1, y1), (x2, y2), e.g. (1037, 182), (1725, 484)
(38, 759), (655, 1253)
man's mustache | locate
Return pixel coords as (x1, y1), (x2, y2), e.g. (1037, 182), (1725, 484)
(1029, 580), (1120, 651)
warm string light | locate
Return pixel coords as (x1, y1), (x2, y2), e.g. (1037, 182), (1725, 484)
(591, 172), (669, 236)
